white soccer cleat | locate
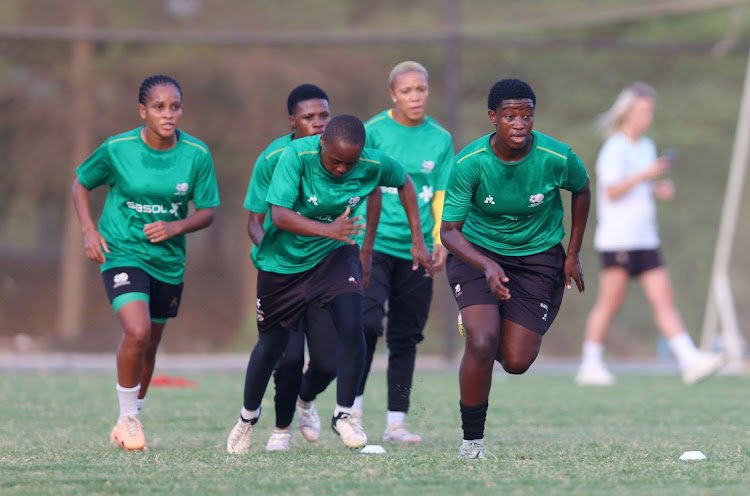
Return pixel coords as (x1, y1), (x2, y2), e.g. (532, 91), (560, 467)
(331, 412), (367, 449)
(382, 421), (423, 443)
(296, 400), (321, 442)
(682, 351), (726, 385)
(575, 362), (616, 386)
(266, 427), (292, 451)
(457, 439), (486, 459)
(227, 418), (255, 454)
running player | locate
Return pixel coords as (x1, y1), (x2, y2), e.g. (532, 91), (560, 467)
(72, 74), (220, 450)
(441, 79), (591, 459)
(227, 114), (433, 453)
(354, 61), (454, 443)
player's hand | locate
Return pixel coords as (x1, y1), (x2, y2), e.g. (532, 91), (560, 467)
(327, 207), (364, 244)
(653, 178), (675, 201)
(360, 247), (373, 289)
(411, 241), (434, 278)
(83, 228), (109, 264)
(482, 260), (511, 300)
(432, 244), (447, 271)
(144, 221), (179, 243)
(642, 156), (671, 181)
(564, 254), (585, 292)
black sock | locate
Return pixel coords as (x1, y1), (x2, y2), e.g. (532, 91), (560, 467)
(460, 401), (488, 440)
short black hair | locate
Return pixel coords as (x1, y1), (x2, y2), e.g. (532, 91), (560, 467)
(487, 79), (536, 111)
(139, 74), (182, 105)
(287, 84), (329, 116)
(322, 114), (365, 148)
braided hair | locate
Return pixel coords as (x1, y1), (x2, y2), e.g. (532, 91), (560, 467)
(138, 74), (182, 105)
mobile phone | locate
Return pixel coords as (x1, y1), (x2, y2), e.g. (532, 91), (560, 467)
(661, 149), (678, 162)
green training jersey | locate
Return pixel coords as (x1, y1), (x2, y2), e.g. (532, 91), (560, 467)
(443, 130), (588, 256)
(356, 110), (454, 259)
(76, 127), (221, 284)
(243, 133), (293, 266)
(256, 135), (407, 274)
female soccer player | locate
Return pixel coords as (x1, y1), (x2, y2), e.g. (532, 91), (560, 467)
(72, 74), (220, 450)
(227, 114), (433, 453)
(441, 79), (590, 459)
(575, 82), (725, 386)
(354, 61), (454, 443)
(242, 84), (381, 451)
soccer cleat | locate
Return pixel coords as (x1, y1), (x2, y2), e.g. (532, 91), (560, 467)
(227, 418), (255, 454)
(382, 421), (423, 443)
(331, 412), (367, 448)
(457, 439), (486, 459)
(682, 351), (726, 385)
(575, 362), (616, 386)
(110, 415), (146, 451)
(296, 400), (321, 442)
(350, 406), (363, 428)
(265, 427), (292, 451)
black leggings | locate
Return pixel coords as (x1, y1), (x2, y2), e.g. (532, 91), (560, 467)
(243, 292), (364, 414)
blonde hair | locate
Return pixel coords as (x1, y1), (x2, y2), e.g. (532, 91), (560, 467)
(389, 61), (429, 89)
(596, 82), (656, 139)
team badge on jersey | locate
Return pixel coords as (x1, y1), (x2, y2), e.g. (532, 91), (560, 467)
(421, 160), (435, 173)
(528, 193), (545, 207)
(348, 196), (361, 208)
(175, 183), (189, 195)
(113, 272), (130, 289)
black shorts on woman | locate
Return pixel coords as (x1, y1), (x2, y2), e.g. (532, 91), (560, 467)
(256, 244), (364, 333)
(101, 266), (184, 320)
(599, 248), (662, 276)
(446, 242), (566, 335)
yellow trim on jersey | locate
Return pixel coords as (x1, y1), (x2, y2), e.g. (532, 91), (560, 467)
(457, 148), (487, 164)
(183, 140), (208, 154)
(108, 136), (139, 145)
(298, 151), (319, 157)
(360, 158), (380, 165)
(431, 190), (445, 244)
(265, 148), (285, 160)
(427, 121), (451, 136)
(366, 114), (389, 127)
(536, 146), (566, 159)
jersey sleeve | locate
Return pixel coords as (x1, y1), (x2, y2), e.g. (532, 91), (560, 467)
(442, 156), (480, 222)
(243, 151), (280, 214)
(595, 138), (627, 188)
(561, 148), (589, 193)
(191, 150), (221, 209)
(266, 147), (303, 208)
(376, 153), (407, 188)
(75, 141), (113, 189)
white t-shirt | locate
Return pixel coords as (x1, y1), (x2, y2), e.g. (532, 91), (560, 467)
(593, 132), (660, 251)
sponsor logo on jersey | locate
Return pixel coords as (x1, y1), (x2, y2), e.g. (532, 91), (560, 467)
(528, 193), (545, 207)
(421, 160), (435, 173)
(175, 182), (189, 195)
(113, 272), (130, 289)
(126, 201), (182, 218)
(380, 186), (398, 195)
(419, 185), (434, 203)
(314, 214), (334, 222)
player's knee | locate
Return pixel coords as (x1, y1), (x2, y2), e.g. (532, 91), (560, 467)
(501, 354), (536, 374)
(123, 323), (150, 348)
(465, 333), (499, 364)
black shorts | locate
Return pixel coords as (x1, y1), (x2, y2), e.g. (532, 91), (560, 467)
(101, 267), (183, 321)
(256, 244), (363, 332)
(600, 248), (662, 276)
(446, 243), (566, 335)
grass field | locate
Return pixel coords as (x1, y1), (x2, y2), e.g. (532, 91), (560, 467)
(1, 368), (748, 495)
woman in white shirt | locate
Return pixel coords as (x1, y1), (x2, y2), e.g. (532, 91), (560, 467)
(576, 82), (724, 386)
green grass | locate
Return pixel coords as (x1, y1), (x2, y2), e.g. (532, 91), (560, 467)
(1, 369), (748, 495)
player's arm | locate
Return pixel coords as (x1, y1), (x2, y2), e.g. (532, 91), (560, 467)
(397, 175), (434, 278)
(360, 187), (382, 288)
(71, 177), (109, 264)
(247, 212), (265, 246)
(564, 179), (591, 292)
(143, 208), (216, 243)
(271, 205), (363, 244)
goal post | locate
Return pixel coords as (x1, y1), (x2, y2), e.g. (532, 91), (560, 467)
(699, 48), (750, 371)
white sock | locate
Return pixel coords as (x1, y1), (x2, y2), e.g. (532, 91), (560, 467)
(581, 341), (605, 366)
(352, 395), (364, 411)
(668, 332), (699, 369)
(116, 383), (140, 421)
(387, 410), (405, 426)
(136, 397), (146, 413)
(333, 404), (351, 417)
(297, 398), (311, 409)
(241, 407), (260, 423)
